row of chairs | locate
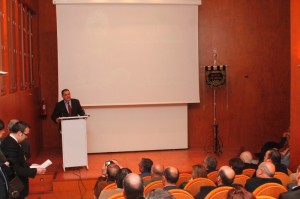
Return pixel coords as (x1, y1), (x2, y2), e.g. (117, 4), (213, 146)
(105, 168), (292, 199)
(107, 183), (285, 199)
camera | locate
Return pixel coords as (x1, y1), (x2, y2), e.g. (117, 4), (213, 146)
(105, 160), (113, 166)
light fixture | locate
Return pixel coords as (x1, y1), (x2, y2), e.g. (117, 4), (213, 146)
(0, 71), (8, 75)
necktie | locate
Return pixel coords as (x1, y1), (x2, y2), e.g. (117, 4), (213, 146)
(67, 102), (72, 115)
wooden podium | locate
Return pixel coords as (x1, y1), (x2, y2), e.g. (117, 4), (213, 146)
(60, 116), (89, 171)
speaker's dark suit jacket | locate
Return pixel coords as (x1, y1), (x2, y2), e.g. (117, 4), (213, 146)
(1, 136), (37, 199)
(279, 186), (300, 199)
(51, 98), (85, 124)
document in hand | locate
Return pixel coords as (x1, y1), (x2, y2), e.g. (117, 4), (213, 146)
(30, 159), (52, 168)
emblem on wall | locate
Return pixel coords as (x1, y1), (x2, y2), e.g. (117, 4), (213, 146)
(205, 65), (226, 87)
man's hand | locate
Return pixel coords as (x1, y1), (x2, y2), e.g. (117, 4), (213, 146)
(36, 167), (46, 174)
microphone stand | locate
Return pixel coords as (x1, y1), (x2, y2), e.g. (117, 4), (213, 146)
(213, 87), (222, 156)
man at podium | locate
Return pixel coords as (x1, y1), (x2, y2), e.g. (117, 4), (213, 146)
(51, 89), (85, 124)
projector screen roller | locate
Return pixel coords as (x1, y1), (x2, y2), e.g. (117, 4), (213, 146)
(56, 4), (199, 105)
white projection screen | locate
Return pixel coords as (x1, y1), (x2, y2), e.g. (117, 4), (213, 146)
(54, 0), (201, 153)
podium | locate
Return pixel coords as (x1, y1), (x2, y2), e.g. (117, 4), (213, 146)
(60, 116), (89, 171)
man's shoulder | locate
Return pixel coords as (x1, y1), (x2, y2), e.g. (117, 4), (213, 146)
(279, 187), (300, 199)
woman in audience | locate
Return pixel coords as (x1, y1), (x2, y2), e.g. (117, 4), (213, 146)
(227, 185), (256, 199)
(179, 164), (207, 189)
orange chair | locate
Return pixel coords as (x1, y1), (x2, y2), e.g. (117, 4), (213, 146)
(274, 172), (292, 187)
(256, 196), (276, 199)
(144, 180), (164, 197)
(103, 182), (117, 190)
(207, 171), (218, 183)
(143, 175), (151, 181)
(108, 193), (124, 199)
(204, 186), (233, 199)
(184, 178), (216, 196)
(176, 173), (192, 187)
(252, 183), (287, 198)
(169, 189), (194, 199)
(233, 174), (250, 186)
(242, 168), (256, 177)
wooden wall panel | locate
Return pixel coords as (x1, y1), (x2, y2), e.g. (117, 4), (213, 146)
(189, 0), (290, 153)
(290, 0), (300, 171)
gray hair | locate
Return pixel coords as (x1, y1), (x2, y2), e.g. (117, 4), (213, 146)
(146, 189), (175, 199)
(8, 119), (19, 131)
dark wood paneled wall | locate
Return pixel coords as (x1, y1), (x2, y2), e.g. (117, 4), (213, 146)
(188, 0), (290, 152)
(1, 0), (292, 159)
(290, 0), (300, 171)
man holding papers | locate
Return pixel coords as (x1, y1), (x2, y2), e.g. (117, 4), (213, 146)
(1, 121), (46, 199)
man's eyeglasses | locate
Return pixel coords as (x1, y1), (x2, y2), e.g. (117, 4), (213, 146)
(22, 132), (29, 137)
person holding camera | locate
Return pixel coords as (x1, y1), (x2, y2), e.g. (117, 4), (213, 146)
(93, 160), (121, 199)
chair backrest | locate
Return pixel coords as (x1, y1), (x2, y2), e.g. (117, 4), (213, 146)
(233, 174), (250, 186)
(242, 168), (256, 177)
(256, 196), (276, 199)
(252, 183), (287, 198)
(184, 178), (216, 196)
(169, 189), (194, 199)
(108, 193), (124, 199)
(143, 175), (151, 181)
(144, 180), (164, 197)
(274, 172), (292, 187)
(103, 182), (118, 190)
(176, 173), (192, 187)
(207, 171), (218, 183)
(204, 186), (233, 199)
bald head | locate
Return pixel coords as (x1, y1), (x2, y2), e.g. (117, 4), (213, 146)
(240, 151), (253, 164)
(256, 162), (275, 178)
(163, 166), (179, 185)
(151, 163), (164, 177)
(123, 173), (144, 199)
(217, 166), (235, 186)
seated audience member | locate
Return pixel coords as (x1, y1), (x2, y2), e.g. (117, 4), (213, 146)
(144, 163), (164, 186)
(229, 157), (244, 175)
(99, 168), (132, 199)
(245, 161), (282, 192)
(203, 155), (218, 174)
(146, 188), (175, 199)
(93, 161), (121, 199)
(8, 119), (31, 160)
(227, 185), (256, 199)
(162, 166), (179, 191)
(194, 166), (235, 199)
(123, 173), (145, 199)
(279, 165), (300, 199)
(179, 164), (207, 189)
(257, 128), (290, 163)
(139, 158), (153, 177)
(240, 151), (258, 170)
(264, 149), (288, 175)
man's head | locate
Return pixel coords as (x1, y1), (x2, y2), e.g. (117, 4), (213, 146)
(204, 155), (218, 171)
(10, 121), (30, 143)
(123, 173), (144, 199)
(61, 89), (71, 102)
(256, 162), (276, 178)
(264, 149), (281, 164)
(229, 157), (244, 175)
(240, 151), (253, 164)
(0, 119), (5, 138)
(8, 119), (19, 132)
(216, 166), (235, 186)
(107, 163), (121, 181)
(116, 168), (132, 188)
(162, 166), (179, 186)
(138, 158), (153, 174)
(151, 163), (164, 178)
